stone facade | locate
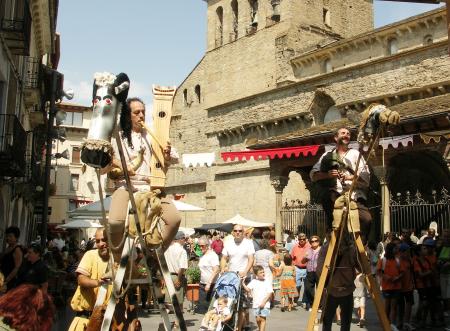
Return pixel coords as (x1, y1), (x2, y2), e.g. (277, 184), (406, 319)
(167, 2), (449, 228)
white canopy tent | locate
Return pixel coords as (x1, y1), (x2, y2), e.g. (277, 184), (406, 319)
(66, 196), (205, 228)
(221, 214), (273, 228)
(56, 219), (103, 229)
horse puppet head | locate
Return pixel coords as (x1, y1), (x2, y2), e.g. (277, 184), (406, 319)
(81, 72), (130, 168)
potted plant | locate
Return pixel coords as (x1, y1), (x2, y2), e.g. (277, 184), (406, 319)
(185, 265), (201, 303)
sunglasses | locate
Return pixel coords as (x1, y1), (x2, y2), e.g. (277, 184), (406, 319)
(233, 230), (244, 233)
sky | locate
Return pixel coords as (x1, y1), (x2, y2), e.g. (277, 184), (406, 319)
(57, 1), (443, 107)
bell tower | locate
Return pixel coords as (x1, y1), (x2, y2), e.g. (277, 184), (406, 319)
(205, 0), (374, 52)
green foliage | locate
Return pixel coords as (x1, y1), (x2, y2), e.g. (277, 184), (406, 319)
(185, 265), (201, 284)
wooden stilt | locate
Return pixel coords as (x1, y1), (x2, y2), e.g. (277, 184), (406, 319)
(306, 228), (391, 331)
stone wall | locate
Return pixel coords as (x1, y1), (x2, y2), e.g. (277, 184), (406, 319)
(167, 6), (449, 226)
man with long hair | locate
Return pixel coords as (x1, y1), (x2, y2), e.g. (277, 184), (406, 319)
(103, 97), (181, 261)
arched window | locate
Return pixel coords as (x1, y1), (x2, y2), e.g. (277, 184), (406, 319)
(387, 38), (398, 55)
(323, 105), (342, 123)
(249, 0), (258, 27)
(323, 8), (331, 27)
(216, 6), (224, 47)
(183, 89), (188, 106)
(323, 58), (332, 73)
(195, 85), (201, 103)
(423, 34), (433, 46)
(231, 0), (239, 41)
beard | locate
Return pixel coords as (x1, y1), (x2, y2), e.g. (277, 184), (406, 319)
(234, 237), (243, 244)
(337, 137), (349, 146)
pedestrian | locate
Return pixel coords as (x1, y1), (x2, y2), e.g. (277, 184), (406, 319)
(210, 232), (224, 257)
(164, 231), (188, 324)
(0, 226), (24, 291)
(220, 224), (255, 331)
(254, 240), (275, 286)
(279, 253), (297, 312)
(290, 233), (310, 307)
(242, 265), (273, 331)
(397, 243), (415, 331)
(377, 242), (402, 331)
(198, 236), (220, 313)
(437, 229), (450, 318)
(68, 228), (111, 331)
(16, 244), (48, 293)
(269, 243), (283, 307)
(353, 271), (367, 328)
(302, 235), (321, 310)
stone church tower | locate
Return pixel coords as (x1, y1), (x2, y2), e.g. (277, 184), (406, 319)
(166, 1), (376, 225)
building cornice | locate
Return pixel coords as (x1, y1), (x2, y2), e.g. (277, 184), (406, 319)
(290, 8), (446, 67)
(30, 0), (52, 56)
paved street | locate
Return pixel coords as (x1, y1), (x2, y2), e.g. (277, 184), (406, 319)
(54, 297), (385, 330)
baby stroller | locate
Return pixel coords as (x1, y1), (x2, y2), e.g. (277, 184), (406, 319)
(200, 272), (242, 331)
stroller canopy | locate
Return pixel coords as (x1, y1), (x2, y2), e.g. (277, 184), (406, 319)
(214, 272), (241, 300)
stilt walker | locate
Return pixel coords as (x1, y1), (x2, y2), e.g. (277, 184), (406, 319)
(306, 104), (401, 331)
(80, 72), (186, 331)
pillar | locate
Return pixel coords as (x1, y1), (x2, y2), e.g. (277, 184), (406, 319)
(271, 175), (288, 243)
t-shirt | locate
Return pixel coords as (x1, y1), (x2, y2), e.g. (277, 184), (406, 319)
(164, 242), (188, 274)
(211, 239), (224, 255)
(413, 257), (432, 289)
(377, 257), (401, 291)
(70, 249), (110, 312)
(198, 250), (220, 285)
(254, 249), (274, 284)
(399, 259), (414, 292)
(246, 279), (273, 309)
(353, 273), (367, 298)
(291, 243), (310, 268)
(222, 238), (255, 273)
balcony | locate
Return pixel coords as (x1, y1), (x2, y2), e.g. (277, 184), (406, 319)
(0, 114), (27, 177)
(0, 0), (32, 56)
(24, 56), (42, 107)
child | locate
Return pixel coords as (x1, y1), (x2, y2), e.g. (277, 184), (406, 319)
(353, 271), (368, 328)
(243, 265), (273, 331)
(398, 243), (415, 331)
(377, 242), (403, 331)
(279, 253), (297, 312)
(200, 296), (232, 331)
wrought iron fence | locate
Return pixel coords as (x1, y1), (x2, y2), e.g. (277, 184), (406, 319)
(281, 200), (327, 238)
(281, 188), (450, 238)
(390, 188), (450, 235)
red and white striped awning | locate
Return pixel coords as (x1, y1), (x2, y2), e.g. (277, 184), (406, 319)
(221, 145), (320, 162)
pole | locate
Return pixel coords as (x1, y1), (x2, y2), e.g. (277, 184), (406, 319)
(41, 70), (57, 248)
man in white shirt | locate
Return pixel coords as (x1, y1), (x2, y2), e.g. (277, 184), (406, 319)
(221, 224), (255, 331)
(164, 231), (188, 313)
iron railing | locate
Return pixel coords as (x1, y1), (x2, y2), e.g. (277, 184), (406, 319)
(24, 56), (40, 89)
(390, 188), (450, 235)
(281, 200), (328, 238)
(281, 188), (450, 238)
(0, 0), (32, 56)
(0, 114), (27, 177)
